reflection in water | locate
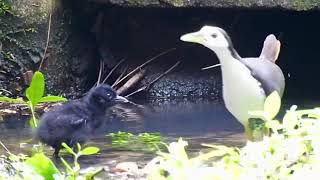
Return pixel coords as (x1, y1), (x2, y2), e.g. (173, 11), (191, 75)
(0, 99), (247, 167)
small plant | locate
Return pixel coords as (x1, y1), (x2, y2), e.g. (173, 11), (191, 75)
(107, 131), (164, 152)
(0, 143), (101, 179)
(57, 143), (100, 179)
(0, 0), (11, 14)
(146, 92), (320, 179)
(0, 71), (67, 128)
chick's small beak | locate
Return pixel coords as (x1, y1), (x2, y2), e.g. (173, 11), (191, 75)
(180, 31), (204, 44)
(115, 95), (129, 103)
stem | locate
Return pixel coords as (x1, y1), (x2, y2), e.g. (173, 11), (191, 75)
(28, 102), (37, 128)
(38, 12), (52, 71)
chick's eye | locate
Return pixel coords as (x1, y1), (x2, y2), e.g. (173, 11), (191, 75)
(211, 33), (217, 38)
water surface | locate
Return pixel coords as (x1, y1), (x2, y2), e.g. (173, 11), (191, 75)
(1, 98), (316, 168)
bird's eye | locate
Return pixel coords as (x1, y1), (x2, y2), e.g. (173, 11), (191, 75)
(211, 33), (217, 38)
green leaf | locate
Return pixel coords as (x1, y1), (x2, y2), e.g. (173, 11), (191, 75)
(61, 142), (75, 155)
(25, 153), (60, 180)
(264, 91), (281, 119)
(26, 71), (45, 107)
(80, 147), (100, 156)
(38, 95), (67, 103)
(0, 96), (25, 103)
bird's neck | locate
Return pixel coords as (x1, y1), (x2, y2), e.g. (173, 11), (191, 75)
(209, 46), (240, 66)
(84, 99), (106, 115)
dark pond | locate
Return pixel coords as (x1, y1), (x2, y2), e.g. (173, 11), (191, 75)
(0, 97), (318, 169)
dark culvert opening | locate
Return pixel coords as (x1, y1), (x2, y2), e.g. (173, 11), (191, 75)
(65, 2), (320, 105)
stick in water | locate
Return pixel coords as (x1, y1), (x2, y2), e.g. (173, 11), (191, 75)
(125, 61), (180, 98)
(112, 65), (128, 87)
(96, 60), (104, 86)
(101, 58), (126, 84)
(112, 48), (176, 88)
(116, 69), (146, 95)
(0, 140), (10, 154)
(201, 64), (221, 70)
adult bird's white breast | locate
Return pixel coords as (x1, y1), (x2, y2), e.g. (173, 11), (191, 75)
(221, 56), (266, 127)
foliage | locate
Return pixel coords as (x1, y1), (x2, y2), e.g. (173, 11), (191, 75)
(0, 143), (101, 179)
(0, 71), (67, 128)
(146, 92), (320, 179)
(25, 153), (61, 180)
(248, 91), (282, 140)
(56, 143), (100, 179)
(0, 0), (10, 14)
(107, 131), (164, 152)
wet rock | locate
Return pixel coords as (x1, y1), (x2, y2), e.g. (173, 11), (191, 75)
(113, 162), (139, 173)
(92, 0), (320, 11)
(142, 72), (221, 102)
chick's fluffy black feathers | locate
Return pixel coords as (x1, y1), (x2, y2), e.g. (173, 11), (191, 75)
(36, 84), (127, 156)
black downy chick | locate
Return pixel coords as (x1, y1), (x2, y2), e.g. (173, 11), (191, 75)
(36, 84), (128, 157)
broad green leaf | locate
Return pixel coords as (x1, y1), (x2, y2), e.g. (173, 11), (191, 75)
(26, 71), (45, 107)
(25, 153), (60, 180)
(80, 147), (100, 156)
(61, 142), (75, 155)
(0, 96), (25, 103)
(39, 95), (67, 103)
(264, 91), (281, 119)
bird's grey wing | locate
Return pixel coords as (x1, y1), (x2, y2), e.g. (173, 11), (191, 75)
(240, 58), (285, 97)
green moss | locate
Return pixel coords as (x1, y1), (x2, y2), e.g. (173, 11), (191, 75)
(293, 0), (320, 10)
(168, 0), (185, 7)
(0, 0), (11, 14)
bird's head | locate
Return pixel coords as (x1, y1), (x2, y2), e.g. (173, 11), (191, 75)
(85, 84), (128, 109)
(180, 26), (231, 50)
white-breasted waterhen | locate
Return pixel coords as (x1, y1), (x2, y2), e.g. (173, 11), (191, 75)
(180, 26), (285, 140)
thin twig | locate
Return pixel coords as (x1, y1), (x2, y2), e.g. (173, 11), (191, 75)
(201, 64), (221, 70)
(116, 69), (146, 95)
(125, 61), (180, 98)
(112, 65), (128, 87)
(96, 60), (104, 86)
(101, 58), (126, 84)
(0, 89), (13, 95)
(112, 48), (176, 88)
(0, 140), (10, 154)
(38, 13), (52, 71)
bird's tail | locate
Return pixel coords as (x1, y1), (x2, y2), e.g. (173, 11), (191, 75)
(259, 34), (281, 63)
